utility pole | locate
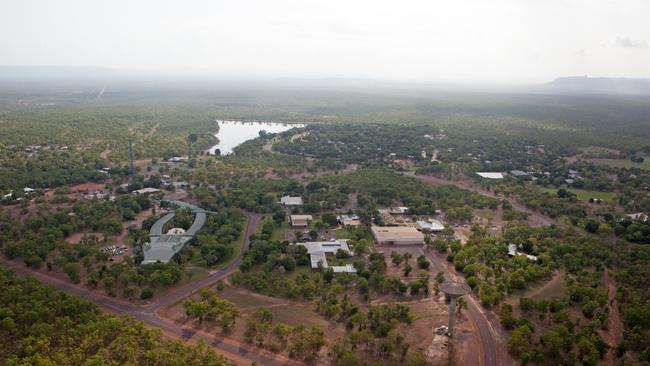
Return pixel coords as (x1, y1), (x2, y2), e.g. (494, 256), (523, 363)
(128, 138), (135, 175)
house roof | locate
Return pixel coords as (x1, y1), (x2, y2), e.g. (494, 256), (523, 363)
(297, 240), (351, 269)
(476, 172), (504, 179)
(416, 219), (445, 231)
(280, 196), (303, 205)
(371, 226), (424, 242)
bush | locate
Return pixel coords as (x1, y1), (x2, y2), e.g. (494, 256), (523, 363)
(140, 288), (154, 300)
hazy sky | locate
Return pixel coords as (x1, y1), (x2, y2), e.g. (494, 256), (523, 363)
(1, 0), (648, 83)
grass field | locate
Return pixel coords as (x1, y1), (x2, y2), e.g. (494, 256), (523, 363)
(177, 267), (209, 287)
(271, 221), (289, 241)
(588, 157), (650, 170)
(539, 187), (617, 203)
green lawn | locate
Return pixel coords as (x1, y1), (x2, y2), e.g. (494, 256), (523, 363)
(177, 267), (209, 286)
(588, 157), (650, 170)
(335, 227), (355, 239)
(539, 187), (617, 203)
(271, 221), (289, 240)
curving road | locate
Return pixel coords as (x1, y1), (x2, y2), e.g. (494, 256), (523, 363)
(4, 211), (299, 366)
(418, 247), (501, 366)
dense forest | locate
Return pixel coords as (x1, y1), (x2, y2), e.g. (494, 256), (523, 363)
(0, 266), (229, 365)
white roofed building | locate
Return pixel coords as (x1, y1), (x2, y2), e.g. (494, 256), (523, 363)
(476, 172), (504, 179)
(280, 196), (303, 206)
(297, 239), (355, 272)
(416, 219), (445, 232)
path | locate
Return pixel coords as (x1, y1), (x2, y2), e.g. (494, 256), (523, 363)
(408, 173), (553, 227)
(602, 270), (624, 365)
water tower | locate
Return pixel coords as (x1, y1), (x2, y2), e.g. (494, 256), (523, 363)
(439, 281), (472, 337)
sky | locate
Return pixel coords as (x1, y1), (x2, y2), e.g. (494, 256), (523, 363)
(1, 0), (649, 83)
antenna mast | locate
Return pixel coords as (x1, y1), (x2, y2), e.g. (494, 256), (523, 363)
(128, 138), (135, 175)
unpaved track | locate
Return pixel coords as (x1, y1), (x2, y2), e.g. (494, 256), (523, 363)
(408, 173), (553, 227)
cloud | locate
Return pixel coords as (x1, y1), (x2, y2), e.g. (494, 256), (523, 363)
(615, 36), (648, 49)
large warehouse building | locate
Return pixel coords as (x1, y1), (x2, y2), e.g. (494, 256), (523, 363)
(371, 226), (425, 245)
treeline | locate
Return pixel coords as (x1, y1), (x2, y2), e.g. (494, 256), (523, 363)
(0, 149), (108, 191)
(0, 266), (229, 365)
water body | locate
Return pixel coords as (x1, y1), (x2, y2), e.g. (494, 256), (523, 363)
(207, 120), (305, 155)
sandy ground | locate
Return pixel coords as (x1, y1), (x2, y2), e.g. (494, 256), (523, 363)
(601, 270), (624, 365)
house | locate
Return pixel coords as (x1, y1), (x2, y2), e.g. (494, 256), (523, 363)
(280, 196), (303, 206)
(297, 240), (355, 272)
(168, 156), (188, 163)
(476, 172), (504, 179)
(371, 226), (425, 245)
(510, 170), (529, 177)
(388, 207), (409, 215)
(507, 243), (538, 262)
(133, 187), (161, 195)
(416, 219), (445, 232)
(338, 214), (360, 227)
(290, 215), (312, 228)
(627, 212), (648, 222)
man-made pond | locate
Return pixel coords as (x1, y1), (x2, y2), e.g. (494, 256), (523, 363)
(207, 120), (304, 155)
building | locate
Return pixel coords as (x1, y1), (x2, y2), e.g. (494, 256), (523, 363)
(388, 206), (409, 214)
(476, 172), (504, 179)
(371, 226), (425, 245)
(416, 219), (445, 232)
(290, 214), (313, 228)
(627, 212), (648, 222)
(168, 156), (188, 163)
(297, 239), (355, 273)
(280, 195), (303, 206)
(509, 170), (529, 177)
(142, 200), (207, 264)
(338, 214), (360, 227)
(133, 187), (161, 195)
(507, 243), (538, 262)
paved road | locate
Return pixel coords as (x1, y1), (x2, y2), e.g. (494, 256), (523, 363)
(5, 212), (297, 366)
(418, 247), (501, 366)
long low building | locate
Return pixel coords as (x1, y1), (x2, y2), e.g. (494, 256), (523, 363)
(297, 239), (356, 273)
(142, 200), (208, 264)
(371, 226), (425, 245)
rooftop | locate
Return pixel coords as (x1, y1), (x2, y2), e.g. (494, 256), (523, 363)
(297, 239), (352, 270)
(371, 226), (424, 242)
(142, 200), (208, 264)
(280, 196), (303, 206)
(476, 172), (504, 179)
(416, 219), (445, 231)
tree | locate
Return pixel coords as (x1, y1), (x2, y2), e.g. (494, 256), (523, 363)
(403, 263), (413, 277)
(416, 255), (430, 270)
(508, 325), (533, 356)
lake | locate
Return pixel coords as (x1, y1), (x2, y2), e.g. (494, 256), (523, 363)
(207, 120), (305, 155)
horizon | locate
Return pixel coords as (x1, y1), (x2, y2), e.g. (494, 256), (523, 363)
(2, 1), (649, 84)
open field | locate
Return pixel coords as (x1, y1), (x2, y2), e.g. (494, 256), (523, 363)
(539, 186), (618, 203)
(588, 157), (650, 170)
